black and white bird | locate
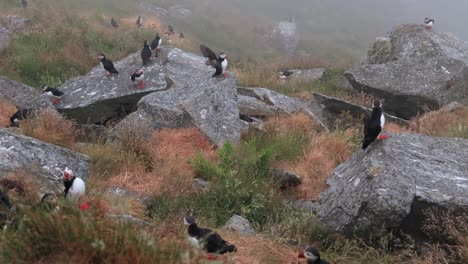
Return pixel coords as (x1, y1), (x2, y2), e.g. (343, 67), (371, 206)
(21, 0), (27, 9)
(141, 40), (152, 66)
(424, 18), (434, 30)
(298, 247), (329, 264)
(136, 16), (143, 28)
(111, 17), (118, 28)
(130, 69), (145, 89)
(362, 99), (387, 150)
(278, 70), (294, 79)
(63, 167), (85, 202)
(179, 32), (184, 39)
(42, 85), (64, 104)
(97, 53), (119, 76)
(150, 33), (162, 57)
(200, 45), (229, 78)
(184, 215), (237, 254)
(9, 108), (31, 127)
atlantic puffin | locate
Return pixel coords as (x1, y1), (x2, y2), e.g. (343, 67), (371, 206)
(179, 32), (184, 39)
(424, 18), (434, 30)
(200, 45), (229, 77)
(111, 17), (118, 28)
(298, 247), (329, 264)
(9, 108), (31, 127)
(42, 85), (64, 104)
(184, 215), (237, 254)
(141, 40), (152, 66)
(136, 16), (143, 28)
(279, 70), (294, 79)
(63, 167), (85, 202)
(362, 99), (387, 150)
(97, 54), (119, 76)
(130, 69), (145, 89)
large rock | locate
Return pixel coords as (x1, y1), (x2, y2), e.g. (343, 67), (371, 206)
(313, 93), (410, 127)
(0, 76), (41, 108)
(237, 87), (306, 116)
(346, 24), (468, 119)
(112, 47), (240, 146)
(0, 130), (91, 198)
(0, 26), (10, 53)
(317, 132), (468, 238)
(280, 68), (328, 82)
(225, 214), (256, 236)
(55, 52), (169, 124)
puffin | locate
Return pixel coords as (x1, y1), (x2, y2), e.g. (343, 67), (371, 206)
(98, 53), (119, 76)
(424, 18), (434, 30)
(130, 69), (145, 89)
(136, 16), (143, 28)
(63, 167), (85, 202)
(141, 40), (152, 66)
(298, 247), (329, 264)
(42, 85), (64, 104)
(21, 0), (27, 9)
(279, 70), (294, 79)
(362, 98), (387, 150)
(150, 33), (162, 57)
(111, 17), (118, 28)
(10, 108), (31, 127)
(200, 44), (229, 77)
(179, 32), (184, 39)
(184, 215), (237, 255)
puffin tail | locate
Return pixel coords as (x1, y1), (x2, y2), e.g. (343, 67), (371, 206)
(219, 243), (237, 254)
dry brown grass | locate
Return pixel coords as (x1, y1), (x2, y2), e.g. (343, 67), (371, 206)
(263, 112), (320, 137)
(0, 99), (17, 128)
(19, 108), (76, 148)
(410, 107), (468, 138)
(280, 132), (354, 201)
(108, 128), (215, 197)
(1, 171), (41, 202)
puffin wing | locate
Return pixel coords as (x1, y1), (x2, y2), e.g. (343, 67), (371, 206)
(104, 59), (119, 74)
(200, 45), (218, 67)
(151, 36), (160, 50)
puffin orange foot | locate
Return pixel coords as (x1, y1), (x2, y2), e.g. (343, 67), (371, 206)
(52, 98), (60, 104)
(137, 82), (146, 89)
(223, 72), (229, 77)
(79, 202), (91, 210)
(206, 254), (218, 260)
(378, 134), (389, 140)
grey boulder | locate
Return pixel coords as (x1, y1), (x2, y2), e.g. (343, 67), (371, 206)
(346, 24), (468, 119)
(225, 214), (256, 236)
(317, 132), (468, 238)
(0, 76), (53, 109)
(55, 52), (169, 124)
(0, 130), (91, 198)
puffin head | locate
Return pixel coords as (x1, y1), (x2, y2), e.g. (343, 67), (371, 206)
(143, 40), (148, 46)
(219, 53), (227, 60)
(184, 215), (196, 226)
(63, 167), (74, 181)
(373, 98), (382, 108)
(97, 54), (105, 61)
(298, 246), (320, 262)
(135, 69), (144, 75)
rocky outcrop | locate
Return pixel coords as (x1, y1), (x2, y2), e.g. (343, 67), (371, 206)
(0, 26), (10, 53)
(55, 52), (169, 124)
(112, 47), (240, 146)
(313, 93), (410, 127)
(0, 130), (91, 198)
(317, 132), (468, 238)
(280, 68), (328, 82)
(346, 24), (468, 119)
(1, 16), (31, 33)
(238, 87), (306, 116)
(0, 76), (48, 109)
(225, 214), (255, 236)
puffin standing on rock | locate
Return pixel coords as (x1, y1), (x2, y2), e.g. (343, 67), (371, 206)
(42, 85), (64, 104)
(362, 99), (387, 150)
(141, 40), (152, 66)
(10, 108), (31, 127)
(424, 18), (434, 30)
(98, 54), (119, 77)
(298, 247), (329, 264)
(63, 167), (85, 203)
(200, 44), (229, 78)
(131, 69), (145, 89)
(150, 33), (162, 57)
(184, 215), (237, 257)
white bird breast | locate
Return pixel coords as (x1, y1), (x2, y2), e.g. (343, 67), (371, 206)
(221, 59), (228, 72)
(67, 177), (86, 202)
(188, 236), (200, 248)
(380, 114), (385, 128)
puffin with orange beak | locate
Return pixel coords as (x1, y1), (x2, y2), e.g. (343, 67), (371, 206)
(97, 53), (119, 77)
(200, 45), (229, 78)
(63, 167), (85, 202)
(298, 247), (328, 264)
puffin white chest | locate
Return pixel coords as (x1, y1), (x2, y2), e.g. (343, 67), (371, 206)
(67, 177), (85, 202)
(221, 59), (228, 72)
(187, 236), (200, 248)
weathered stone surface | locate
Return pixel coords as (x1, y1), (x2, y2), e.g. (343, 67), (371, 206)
(317, 132), (468, 237)
(193, 178), (210, 192)
(0, 26), (10, 53)
(238, 87), (306, 115)
(0, 76), (41, 108)
(112, 47), (239, 146)
(346, 24), (468, 119)
(225, 214), (255, 236)
(281, 68), (328, 82)
(367, 37), (392, 64)
(269, 169), (302, 190)
(313, 93), (410, 127)
(1, 16), (31, 33)
(55, 52), (169, 124)
(0, 130), (91, 198)
(238, 95), (276, 117)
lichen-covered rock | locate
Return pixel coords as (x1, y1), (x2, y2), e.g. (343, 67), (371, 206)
(346, 24), (468, 119)
(0, 130), (91, 198)
(55, 52), (169, 124)
(317, 132), (468, 238)
(0, 76), (41, 108)
(225, 214), (255, 236)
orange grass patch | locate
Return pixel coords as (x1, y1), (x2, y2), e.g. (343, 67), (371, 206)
(411, 107), (468, 137)
(263, 112), (320, 137)
(0, 99), (17, 128)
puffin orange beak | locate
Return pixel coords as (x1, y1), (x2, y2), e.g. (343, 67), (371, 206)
(298, 250), (305, 258)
